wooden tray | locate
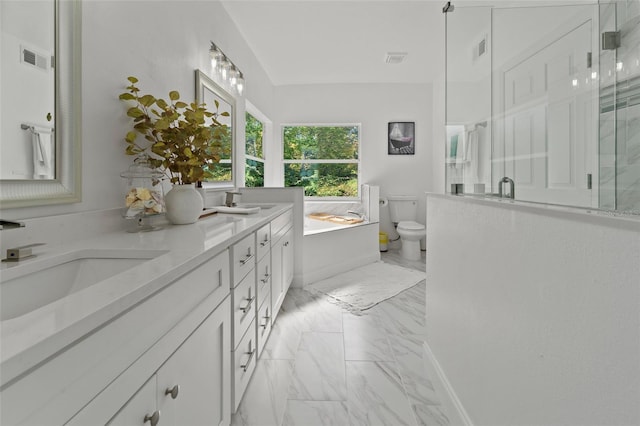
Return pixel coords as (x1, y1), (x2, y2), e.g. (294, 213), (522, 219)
(307, 212), (364, 225)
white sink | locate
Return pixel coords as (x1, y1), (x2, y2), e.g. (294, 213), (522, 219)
(0, 249), (167, 321)
(238, 203), (277, 209)
(213, 203), (277, 214)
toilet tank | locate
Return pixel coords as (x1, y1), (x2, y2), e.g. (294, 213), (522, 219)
(388, 195), (418, 223)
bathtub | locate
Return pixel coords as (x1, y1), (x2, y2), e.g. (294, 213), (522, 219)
(303, 217), (380, 285)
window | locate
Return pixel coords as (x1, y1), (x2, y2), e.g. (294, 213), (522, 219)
(245, 112), (264, 187)
(282, 124), (360, 198)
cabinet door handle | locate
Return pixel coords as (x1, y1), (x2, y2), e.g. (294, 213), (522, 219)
(240, 253), (254, 265)
(165, 384), (180, 399)
(261, 315), (270, 329)
(241, 349), (256, 372)
(283, 241), (289, 247)
(260, 239), (269, 247)
(144, 411), (160, 426)
(240, 296), (255, 313)
(260, 273), (270, 284)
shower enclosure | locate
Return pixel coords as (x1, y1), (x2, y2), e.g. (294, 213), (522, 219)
(444, 0), (640, 214)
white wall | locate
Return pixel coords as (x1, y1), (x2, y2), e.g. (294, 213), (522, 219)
(425, 194), (640, 426)
(274, 83), (434, 238)
(1, 0), (274, 220)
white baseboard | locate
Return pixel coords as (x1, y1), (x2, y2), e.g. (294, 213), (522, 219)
(422, 341), (474, 426)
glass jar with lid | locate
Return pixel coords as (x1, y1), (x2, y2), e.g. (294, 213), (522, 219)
(120, 154), (165, 231)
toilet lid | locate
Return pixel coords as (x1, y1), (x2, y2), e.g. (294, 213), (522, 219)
(398, 221), (425, 231)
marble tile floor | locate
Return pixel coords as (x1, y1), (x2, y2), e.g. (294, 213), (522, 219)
(231, 249), (450, 426)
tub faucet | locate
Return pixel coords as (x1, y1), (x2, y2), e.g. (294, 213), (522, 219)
(498, 177), (515, 199)
(347, 210), (365, 220)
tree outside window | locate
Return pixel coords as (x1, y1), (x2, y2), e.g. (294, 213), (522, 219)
(245, 113), (264, 187)
(283, 125), (360, 197)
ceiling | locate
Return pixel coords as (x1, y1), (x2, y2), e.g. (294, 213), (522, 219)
(221, 1), (445, 86)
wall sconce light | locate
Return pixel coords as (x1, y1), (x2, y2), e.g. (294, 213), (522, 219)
(209, 41), (244, 96)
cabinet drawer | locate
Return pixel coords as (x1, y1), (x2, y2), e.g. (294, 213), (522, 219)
(233, 319), (257, 412)
(256, 254), (271, 309)
(232, 233), (256, 287)
(271, 210), (292, 243)
(257, 293), (273, 359)
(256, 223), (271, 261)
(233, 270), (256, 349)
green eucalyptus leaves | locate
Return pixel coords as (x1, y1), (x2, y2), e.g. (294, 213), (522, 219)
(119, 76), (230, 185)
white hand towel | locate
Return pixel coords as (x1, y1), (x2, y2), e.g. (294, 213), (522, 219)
(31, 126), (54, 179)
(465, 129), (479, 181)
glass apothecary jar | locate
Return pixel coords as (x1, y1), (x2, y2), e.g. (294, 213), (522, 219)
(120, 154), (165, 231)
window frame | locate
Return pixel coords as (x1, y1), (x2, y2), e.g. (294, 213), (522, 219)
(245, 111), (265, 188)
(281, 123), (361, 200)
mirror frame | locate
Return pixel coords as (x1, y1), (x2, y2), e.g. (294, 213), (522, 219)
(0, 0), (82, 209)
(195, 69), (236, 189)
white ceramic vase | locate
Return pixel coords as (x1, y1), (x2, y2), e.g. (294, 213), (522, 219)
(164, 184), (203, 225)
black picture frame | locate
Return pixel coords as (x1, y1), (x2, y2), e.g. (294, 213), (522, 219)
(388, 122), (415, 155)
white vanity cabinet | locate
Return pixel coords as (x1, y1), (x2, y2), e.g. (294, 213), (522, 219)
(228, 208), (294, 412)
(9, 250), (232, 426)
(107, 299), (230, 426)
(270, 211), (294, 324)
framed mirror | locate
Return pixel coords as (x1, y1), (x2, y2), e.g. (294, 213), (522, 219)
(195, 69), (235, 189)
(0, 0), (82, 208)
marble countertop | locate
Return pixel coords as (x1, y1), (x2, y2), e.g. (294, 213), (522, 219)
(0, 203), (292, 387)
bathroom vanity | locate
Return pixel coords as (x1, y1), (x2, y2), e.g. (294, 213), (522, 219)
(0, 203), (294, 425)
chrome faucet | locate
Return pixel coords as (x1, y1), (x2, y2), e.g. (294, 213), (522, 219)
(346, 210), (365, 220)
(0, 220), (25, 231)
(225, 191), (241, 207)
(4, 243), (45, 262)
(498, 177), (515, 199)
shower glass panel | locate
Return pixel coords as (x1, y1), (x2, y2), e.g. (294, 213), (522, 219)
(600, 0), (640, 212)
(445, 1), (640, 214)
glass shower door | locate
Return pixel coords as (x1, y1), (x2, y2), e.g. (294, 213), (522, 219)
(599, 0), (640, 212)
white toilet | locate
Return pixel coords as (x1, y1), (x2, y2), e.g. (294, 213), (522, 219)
(388, 195), (425, 261)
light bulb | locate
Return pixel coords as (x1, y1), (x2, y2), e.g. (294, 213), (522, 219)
(221, 62), (229, 80)
(230, 67), (237, 86)
(236, 74), (244, 95)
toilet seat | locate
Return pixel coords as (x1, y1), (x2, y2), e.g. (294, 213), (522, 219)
(397, 220), (425, 231)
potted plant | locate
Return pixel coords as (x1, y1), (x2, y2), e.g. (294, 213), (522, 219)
(119, 76), (230, 224)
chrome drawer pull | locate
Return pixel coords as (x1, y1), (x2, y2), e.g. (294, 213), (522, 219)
(260, 239), (269, 247)
(261, 315), (270, 329)
(240, 253), (254, 265)
(260, 273), (270, 284)
(144, 411), (160, 426)
(241, 349), (256, 372)
(283, 241), (289, 247)
(165, 384), (180, 399)
(240, 296), (255, 313)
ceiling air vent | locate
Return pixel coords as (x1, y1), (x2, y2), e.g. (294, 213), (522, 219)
(21, 46), (48, 71)
(385, 52), (407, 64)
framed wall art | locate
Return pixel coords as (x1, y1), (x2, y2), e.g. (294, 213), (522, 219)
(388, 122), (415, 155)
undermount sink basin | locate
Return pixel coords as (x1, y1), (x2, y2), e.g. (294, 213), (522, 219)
(0, 249), (167, 321)
(238, 203), (276, 209)
(213, 203), (277, 214)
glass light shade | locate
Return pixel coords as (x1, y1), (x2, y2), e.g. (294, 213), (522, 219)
(211, 51), (224, 69)
(230, 67), (238, 86)
(221, 62), (230, 80)
(236, 75), (244, 95)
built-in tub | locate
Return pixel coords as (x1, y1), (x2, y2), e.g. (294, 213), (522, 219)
(302, 217), (380, 285)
